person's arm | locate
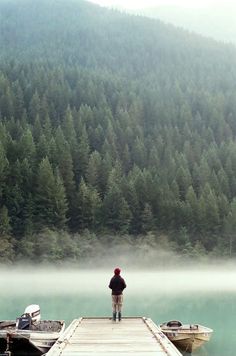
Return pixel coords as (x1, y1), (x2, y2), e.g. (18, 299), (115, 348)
(122, 278), (126, 290)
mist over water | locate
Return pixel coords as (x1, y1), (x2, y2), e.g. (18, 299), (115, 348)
(1, 263), (236, 296)
(1, 266), (236, 355)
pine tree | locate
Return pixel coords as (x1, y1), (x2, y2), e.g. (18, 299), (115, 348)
(0, 142), (8, 198)
(20, 158), (34, 235)
(224, 198), (236, 256)
(122, 179), (141, 234)
(35, 157), (68, 230)
(0, 205), (11, 235)
(12, 80), (24, 119)
(86, 150), (102, 192)
(75, 125), (90, 180)
(185, 185), (198, 231)
(103, 182), (131, 233)
(29, 91), (41, 122)
(63, 106), (77, 146)
(75, 178), (101, 230)
(33, 115), (43, 143)
(43, 114), (52, 141)
(203, 184), (220, 233)
(0, 87), (14, 118)
(3, 160), (24, 235)
(54, 170), (69, 229)
(141, 203), (154, 233)
(176, 166), (192, 200)
(36, 133), (50, 162)
(19, 128), (36, 161)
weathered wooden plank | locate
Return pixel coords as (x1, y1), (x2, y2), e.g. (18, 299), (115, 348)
(48, 353), (169, 356)
(46, 317), (182, 356)
(62, 345), (164, 352)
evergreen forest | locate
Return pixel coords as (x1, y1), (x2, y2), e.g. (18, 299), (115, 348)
(1, 0), (236, 263)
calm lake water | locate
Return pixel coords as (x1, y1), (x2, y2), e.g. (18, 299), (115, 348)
(0, 267), (236, 356)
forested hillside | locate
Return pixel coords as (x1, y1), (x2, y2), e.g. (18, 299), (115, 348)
(0, 0), (236, 262)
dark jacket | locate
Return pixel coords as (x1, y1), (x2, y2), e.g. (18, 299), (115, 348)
(109, 275), (126, 295)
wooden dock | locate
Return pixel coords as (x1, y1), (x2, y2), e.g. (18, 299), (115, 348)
(46, 317), (182, 356)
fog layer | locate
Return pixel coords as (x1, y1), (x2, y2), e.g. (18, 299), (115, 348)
(1, 267), (236, 296)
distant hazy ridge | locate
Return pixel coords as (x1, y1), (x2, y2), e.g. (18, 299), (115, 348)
(131, 4), (236, 45)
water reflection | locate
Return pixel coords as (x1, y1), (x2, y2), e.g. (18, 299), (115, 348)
(0, 343), (41, 356)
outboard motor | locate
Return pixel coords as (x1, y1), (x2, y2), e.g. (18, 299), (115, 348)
(16, 314), (32, 330)
(24, 304), (41, 322)
(16, 304), (41, 330)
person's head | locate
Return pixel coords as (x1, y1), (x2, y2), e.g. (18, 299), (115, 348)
(114, 267), (121, 275)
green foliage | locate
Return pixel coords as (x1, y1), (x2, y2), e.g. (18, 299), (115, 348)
(0, 235), (14, 263)
(75, 178), (101, 231)
(0, 0), (235, 261)
(35, 158), (68, 230)
(0, 206), (11, 235)
(103, 182), (131, 233)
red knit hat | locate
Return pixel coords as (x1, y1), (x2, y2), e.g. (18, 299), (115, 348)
(114, 267), (121, 275)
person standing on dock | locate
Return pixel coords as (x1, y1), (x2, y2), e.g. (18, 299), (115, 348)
(109, 267), (126, 322)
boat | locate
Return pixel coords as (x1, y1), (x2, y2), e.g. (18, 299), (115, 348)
(159, 320), (213, 353)
(0, 304), (65, 354)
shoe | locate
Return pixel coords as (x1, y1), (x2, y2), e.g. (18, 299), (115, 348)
(112, 312), (116, 321)
(118, 312), (121, 321)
